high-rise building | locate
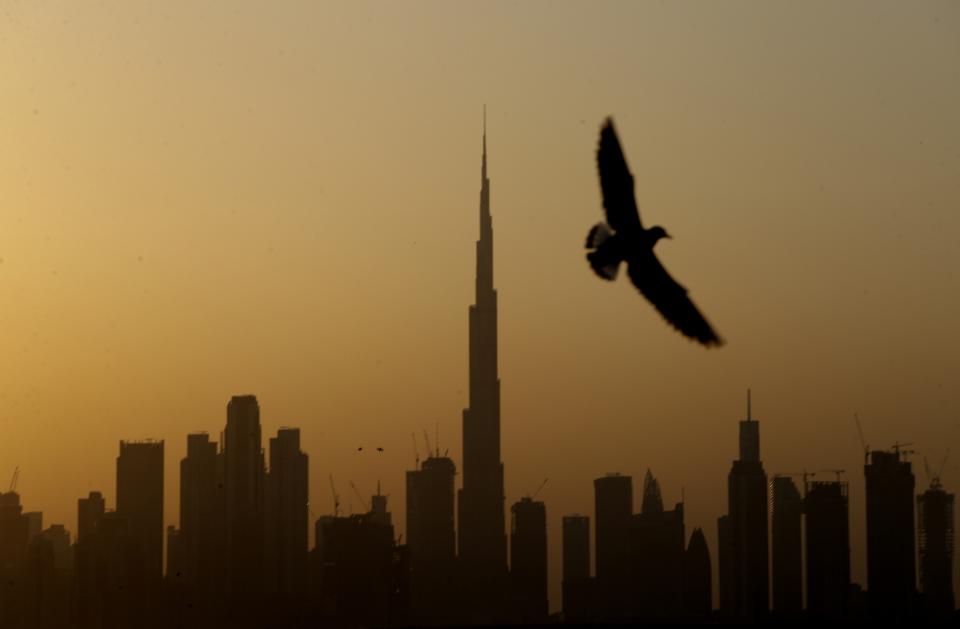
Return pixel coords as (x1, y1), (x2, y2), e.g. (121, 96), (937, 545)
(683, 527), (712, 620)
(864, 448), (916, 617)
(726, 391), (769, 619)
(74, 491), (105, 628)
(630, 470), (684, 618)
(509, 497), (548, 622)
(406, 455), (457, 623)
(24, 511), (43, 541)
(594, 473), (632, 619)
(265, 427), (309, 599)
(917, 477), (954, 615)
(0, 491), (29, 616)
(166, 525), (184, 579)
(223, 395), (265, 606)
(179, 432), (224, 617)
(770, 475), (803, 616)
(37, 524), (72, 627)
(561, 515), (591, 623)
(77, 491), (105, 543)
(116, 439), (164, 600)
(716, 514), (734, 617)
(314, 506), (404, 627)
(457, 112), (508, 619)
(805, 480), (850, 618)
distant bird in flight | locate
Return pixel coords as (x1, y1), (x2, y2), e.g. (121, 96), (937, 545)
(586, 118), (723, 347)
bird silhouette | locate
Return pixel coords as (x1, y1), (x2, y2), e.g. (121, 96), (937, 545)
(586, 118), (723, 347)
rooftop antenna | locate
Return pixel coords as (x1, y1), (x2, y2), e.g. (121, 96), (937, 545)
(747, 388), (752, 421)
(411, 433), (419, 469)
(435, 421), (440, 458)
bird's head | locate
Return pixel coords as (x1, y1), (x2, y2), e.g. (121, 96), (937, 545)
(649, 226), (672, 244)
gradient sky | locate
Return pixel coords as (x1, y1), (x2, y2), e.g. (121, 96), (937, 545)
(1, 0), (959, 610)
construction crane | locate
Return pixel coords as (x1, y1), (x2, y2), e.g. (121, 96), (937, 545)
(935, 449), (951, 486)
(927, 449), (950, 488)
(854, 413), (869, 464)
(891, 442), (915, 460)
(819, 469), (846, 482)
(423, 429), (434, 460)
(329, 475), (341, 517)
(773, 471), (815, 497)
(349, 480), (370, 512)
(530, 478), (549, 500)
(9, 466), (19, 493)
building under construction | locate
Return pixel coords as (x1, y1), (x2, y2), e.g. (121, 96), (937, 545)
(917, 473), (954, 616)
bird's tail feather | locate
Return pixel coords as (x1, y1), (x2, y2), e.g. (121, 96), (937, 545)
(587, 242), (621, 281)
(586, 222), (613, 248)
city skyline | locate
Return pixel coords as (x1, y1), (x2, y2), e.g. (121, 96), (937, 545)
(1, 0), (959, 618)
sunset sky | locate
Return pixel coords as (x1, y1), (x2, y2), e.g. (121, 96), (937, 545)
(1, 0), (959, 609)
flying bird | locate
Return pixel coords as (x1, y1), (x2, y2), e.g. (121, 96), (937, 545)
(586, 118), (723, 347)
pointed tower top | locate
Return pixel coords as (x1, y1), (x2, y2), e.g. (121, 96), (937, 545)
(482, 105), (487, 180)
(641, 469), (663, 514)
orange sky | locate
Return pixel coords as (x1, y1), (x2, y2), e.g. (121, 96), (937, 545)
(1, 0), (959, 610)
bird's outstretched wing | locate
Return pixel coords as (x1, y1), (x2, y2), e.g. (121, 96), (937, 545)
(597, 118), (643, 234)
(627, 251), (723, 347)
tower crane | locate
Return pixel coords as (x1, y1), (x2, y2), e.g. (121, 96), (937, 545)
(530, 478), (549, 500)
(854, 413), (869, 464)
(349, 480), (370, 512)
(9, 466), (19, 493)
(329, 475), (341, 517)
(819, 469), (846, 482)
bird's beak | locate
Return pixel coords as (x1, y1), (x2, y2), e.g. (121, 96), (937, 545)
(665, 233), (673, 239)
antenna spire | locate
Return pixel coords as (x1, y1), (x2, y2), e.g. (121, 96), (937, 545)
(482, 105), (487, 181)
(747, 388), (752, 421)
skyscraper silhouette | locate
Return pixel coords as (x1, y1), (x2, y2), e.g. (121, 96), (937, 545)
(406, 454), (457, 624)
(770, 475), (802, 616)
(561, 515), (591, 623)
(682, 527), (712, 620)
(864, 448), (916, 617)
(716, 514), (734, 617)
(630, 470), (684, 618)
(179, 432), (224, 622)
(224, 395), (265, 612)
(726, 391), (769, 620)
(74, 491), (105, 628)
(509, 497), (548, 622)
(917, 476), (954, 615)
(77, 491), (105, 544)
(458, 111), (507, 618)
(593, 473), (632, 619)
(265, 427), (309, 601)
(116, 439), (164, 614)
(805, 480), (850, 618)
(0, 491), (29, 625)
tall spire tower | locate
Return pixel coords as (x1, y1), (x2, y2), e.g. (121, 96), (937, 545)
(458, 107), (508, 616)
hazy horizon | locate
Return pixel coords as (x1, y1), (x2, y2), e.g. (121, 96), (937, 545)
(1, 0), (958, 611)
